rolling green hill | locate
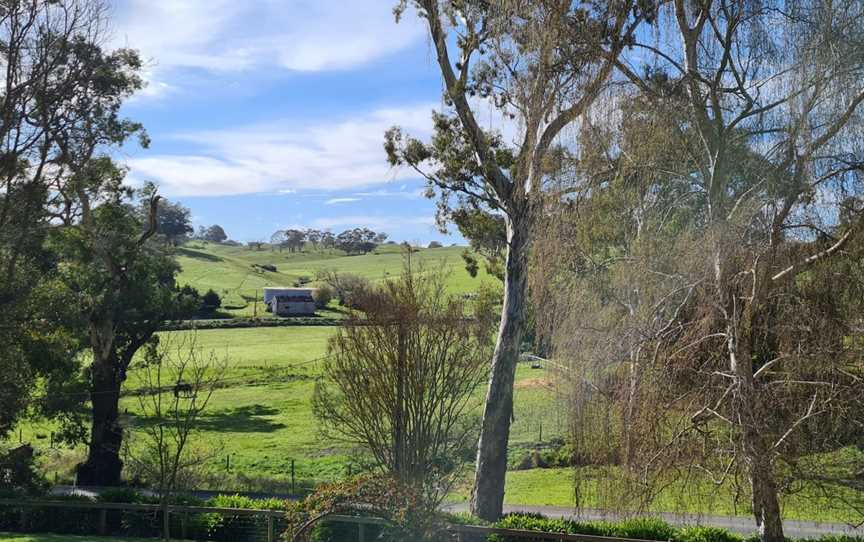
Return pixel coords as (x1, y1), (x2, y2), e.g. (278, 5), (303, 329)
(175, 242), (497, 316)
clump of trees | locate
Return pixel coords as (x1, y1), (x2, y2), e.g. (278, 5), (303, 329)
(314, 260), (495, 499)
(315, 269), (373, 309)
(195, 224), (229, 243)
(271, 227), (388, 255)
(151, 199), (193, 246)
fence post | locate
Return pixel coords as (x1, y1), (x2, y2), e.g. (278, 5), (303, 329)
(267, 513), (275, 542)
(358, 522), (365, 542)
(99, 508), (107, 535)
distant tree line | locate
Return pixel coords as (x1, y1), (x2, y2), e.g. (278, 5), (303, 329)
(270, 227), (387, 255)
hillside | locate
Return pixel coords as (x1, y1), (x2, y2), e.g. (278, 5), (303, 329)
(175, 242), (498, 316)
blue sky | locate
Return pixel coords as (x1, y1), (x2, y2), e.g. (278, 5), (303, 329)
(110, 0), (463, 244)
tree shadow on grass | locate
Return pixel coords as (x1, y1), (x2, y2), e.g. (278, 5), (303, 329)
(131, 404), (286, 433)
(194, 404), (287, 433)
(177, 247), (224, 262)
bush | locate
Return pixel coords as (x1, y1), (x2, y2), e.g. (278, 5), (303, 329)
(0, 444), (47, 497)
(201, 289), (222, 313)
(676, 526), (743, 542)
(492, 514), (676, 542)
(610, 517), (677, 540)
(203, 494), (288, 541)
(313, 285), (334, 309)
(428, 241), (443, 248)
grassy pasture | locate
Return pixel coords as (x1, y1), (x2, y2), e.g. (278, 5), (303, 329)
(175, 242), (496, 316)
(23, 325), (566, 492)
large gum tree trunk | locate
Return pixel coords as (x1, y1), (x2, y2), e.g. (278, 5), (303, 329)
(470, 213), (529, 521)
(76, 321), (124, 486)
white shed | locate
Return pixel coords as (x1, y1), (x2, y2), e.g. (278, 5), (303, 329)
(263, 287), (316, 316)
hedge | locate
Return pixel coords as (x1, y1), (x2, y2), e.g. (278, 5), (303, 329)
(160, 316), (342, 331)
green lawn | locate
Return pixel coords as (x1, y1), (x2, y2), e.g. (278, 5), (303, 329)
(175, 242), (497, 316)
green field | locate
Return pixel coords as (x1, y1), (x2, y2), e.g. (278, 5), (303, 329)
(24, 325), (566, 493)
(175, 242), (497, 316)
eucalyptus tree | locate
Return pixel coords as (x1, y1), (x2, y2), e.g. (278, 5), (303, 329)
(30, 12), (194, 484)
(0, 0), (129, 437)
(386, 0), (646, 519)
(54, 175), (197, 486)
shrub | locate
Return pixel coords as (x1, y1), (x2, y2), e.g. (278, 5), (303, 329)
(610, 517), (677, 541)
(201, 289), (222, 313)
(313, 285), (335, 309)
(204, 494), (287, 541)
(99, 488), (152, 503)
(492, 514), (676, 542)
(428, 241), (443, 248)
(0, 444), (47, 497)
(676, 526), (743, 542)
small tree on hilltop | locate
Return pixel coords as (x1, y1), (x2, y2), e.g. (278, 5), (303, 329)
(203, 225), (228, 243)
(313, 259), (495, 501)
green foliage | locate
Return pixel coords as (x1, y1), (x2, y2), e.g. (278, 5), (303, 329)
(611, 518), (677, 540)
(0, 445), (47, 497)
(675, 526), (744, 542)
(151, 198), (193, 245)
(200, 225), (228, 243)
(206, 494), (287, 510)
(201, 289), (223, 313)
(492, 514), (689, 542)
(312, 285), (334, 309)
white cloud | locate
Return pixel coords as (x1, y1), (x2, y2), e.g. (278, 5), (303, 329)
(312, 214), (435, 231)
(325, 197), (362, 205)
(111, 0), (424, 74)
(354, 188), (424, 199)
(128, 103), (436, 197)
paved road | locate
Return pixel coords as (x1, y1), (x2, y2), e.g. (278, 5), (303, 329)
(53, 486), (863, 539)
(443, 503), (864, 539)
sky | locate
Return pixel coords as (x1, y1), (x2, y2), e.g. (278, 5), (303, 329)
(109, 0), (465, 244)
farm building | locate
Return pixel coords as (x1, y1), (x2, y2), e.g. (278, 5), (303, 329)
(263, 287), (316, 316)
